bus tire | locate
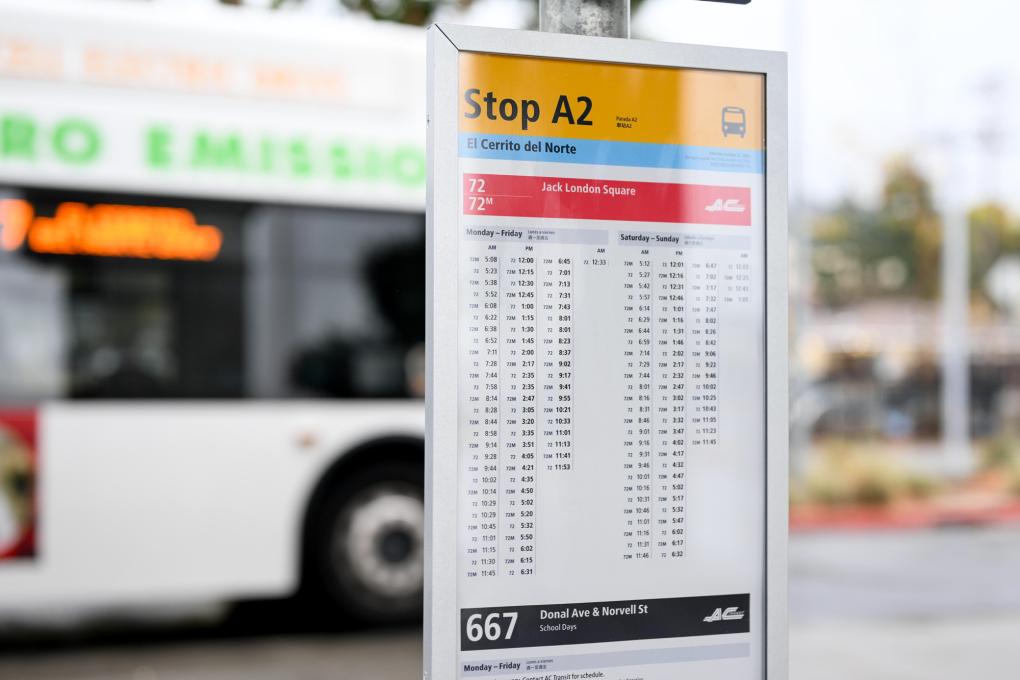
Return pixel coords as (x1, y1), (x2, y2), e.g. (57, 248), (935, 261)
(306, 460), (424, 623)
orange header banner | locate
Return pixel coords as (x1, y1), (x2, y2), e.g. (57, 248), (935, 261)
(459, 53), (764, 151)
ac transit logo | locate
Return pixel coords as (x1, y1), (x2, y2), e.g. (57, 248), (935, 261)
(705, 198), (747, 214)
(703, 606), (746, 623)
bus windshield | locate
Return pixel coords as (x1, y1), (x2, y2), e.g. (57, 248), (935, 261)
(0, 187), (425, 402)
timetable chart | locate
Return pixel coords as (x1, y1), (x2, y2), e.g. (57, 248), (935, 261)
(458, 196), (755, 578)
(459, 226), (605, 579)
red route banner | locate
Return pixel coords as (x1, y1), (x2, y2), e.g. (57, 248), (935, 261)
(463, 173), (752, 226)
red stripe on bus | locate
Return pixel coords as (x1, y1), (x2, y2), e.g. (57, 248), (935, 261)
(0, 408), (37, 560)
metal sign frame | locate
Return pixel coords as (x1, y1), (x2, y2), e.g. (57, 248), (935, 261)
(426, 23), (788, 679)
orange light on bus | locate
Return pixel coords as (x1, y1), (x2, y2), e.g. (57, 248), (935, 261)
(0, 199), (222, 261)
(0, 199), (33, 251)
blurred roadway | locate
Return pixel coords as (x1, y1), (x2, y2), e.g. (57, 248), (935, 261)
(791, 524), (1020, 621)
(0, 630), (422, 680)
(1, 526), (1019, 679)
(789, 525), (1020, 680)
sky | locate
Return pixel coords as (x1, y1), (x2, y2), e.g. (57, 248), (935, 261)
(641, 0), (1020, 211)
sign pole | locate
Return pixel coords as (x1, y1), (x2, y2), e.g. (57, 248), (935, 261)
(539, 0), (630, 38)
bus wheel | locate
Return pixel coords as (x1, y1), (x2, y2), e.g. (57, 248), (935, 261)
(309, 462), (424, 622)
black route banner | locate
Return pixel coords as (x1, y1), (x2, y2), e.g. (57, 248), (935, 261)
(460, 594), (750, 651)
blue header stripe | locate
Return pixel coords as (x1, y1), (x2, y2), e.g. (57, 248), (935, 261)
(459, 133), (763, 175)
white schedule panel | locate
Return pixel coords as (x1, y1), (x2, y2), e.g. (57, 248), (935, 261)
(427, 25), (788, 680)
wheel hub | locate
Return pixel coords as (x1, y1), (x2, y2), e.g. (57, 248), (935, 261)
(335, 487), (424, 601)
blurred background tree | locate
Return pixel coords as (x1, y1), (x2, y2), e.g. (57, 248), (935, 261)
(812, 159), (941, 308)
(969, 202), (1020, 312)
(218, 0), (643, 26)
(811, 158), (1020, 312)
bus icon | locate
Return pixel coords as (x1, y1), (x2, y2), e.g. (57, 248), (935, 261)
(722, 106), (746, 138)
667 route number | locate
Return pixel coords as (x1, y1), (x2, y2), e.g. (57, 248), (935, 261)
(465, 611), (518, 643)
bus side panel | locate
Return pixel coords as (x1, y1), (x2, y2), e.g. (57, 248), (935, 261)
(0, 401), (423, 610)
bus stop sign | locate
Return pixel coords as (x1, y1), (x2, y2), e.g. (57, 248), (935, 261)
(426, 24), (788, 680)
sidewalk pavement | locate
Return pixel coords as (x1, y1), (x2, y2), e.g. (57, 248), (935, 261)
(791, 615), (1020, 680)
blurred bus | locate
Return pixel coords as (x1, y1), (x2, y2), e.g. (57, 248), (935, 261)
(0, 0), (428, 622)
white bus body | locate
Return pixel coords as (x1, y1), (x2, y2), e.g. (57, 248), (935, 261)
(0, 0), (428, 620)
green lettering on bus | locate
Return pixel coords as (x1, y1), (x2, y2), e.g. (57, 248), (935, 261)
(1, 114), (38, 160)
(258, 137), (275, 174)
(331, 143), (352, 179)
(146, 126), (174, 169)
(361, 147), (383, 180)
(52, 119), (102, 165)
(191, 132), (246, 171)
(392, 145), (425, 187)
(288, 139), (313, 178)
